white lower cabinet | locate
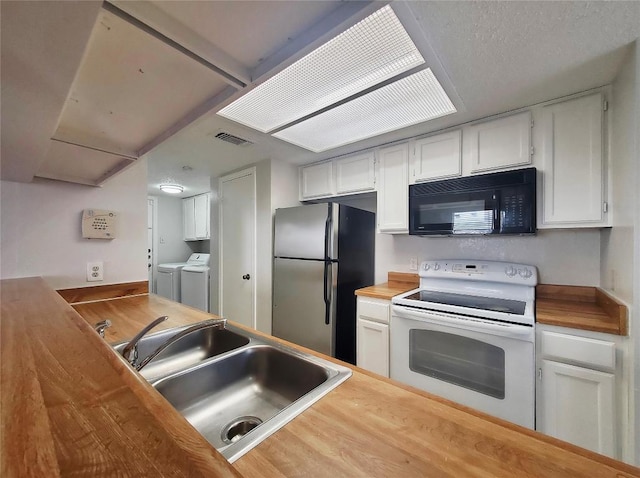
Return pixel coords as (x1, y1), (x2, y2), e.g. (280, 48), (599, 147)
(536, 326), (620, 458)
(356, 297), (390, 377)
(540, 360), (615, 456)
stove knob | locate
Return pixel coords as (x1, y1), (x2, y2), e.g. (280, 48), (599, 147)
(423, 263), (431, 271)
(505, 266), (517, 277)
(519, 268), (533, 279)
(433, 263), (440, 271)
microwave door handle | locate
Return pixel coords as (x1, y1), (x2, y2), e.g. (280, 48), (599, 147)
(492, 192), (500, 232)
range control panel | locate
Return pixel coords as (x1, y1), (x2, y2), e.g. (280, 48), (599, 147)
(420, 260), (538, 286)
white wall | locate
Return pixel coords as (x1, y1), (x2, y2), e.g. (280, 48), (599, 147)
(598, 44), (637, 464)
(154, 195), (193, 265)
(0, 159), (148, 289)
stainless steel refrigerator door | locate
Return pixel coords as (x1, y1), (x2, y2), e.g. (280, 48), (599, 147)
(272, 258), (337, 356)
(274, 203), (338, 260)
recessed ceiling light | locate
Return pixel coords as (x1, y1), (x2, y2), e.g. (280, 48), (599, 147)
(159, 184), (184, 194)
(273, 69), (457, 152)
(217, 5), (424, 133)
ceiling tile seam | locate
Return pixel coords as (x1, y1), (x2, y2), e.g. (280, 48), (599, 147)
(49, 137), (138, 160)
(102, 1), (246, 90)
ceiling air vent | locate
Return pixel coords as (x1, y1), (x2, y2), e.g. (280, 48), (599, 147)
(214, 131), (253, 146)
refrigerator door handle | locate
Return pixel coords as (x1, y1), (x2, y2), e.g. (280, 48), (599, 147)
(324, 203), (332, 261)
(323, 261), (332, 325)
(323, 203), (333, 325)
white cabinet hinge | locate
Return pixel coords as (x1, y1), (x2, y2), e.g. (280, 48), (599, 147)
(531, 118), (534, 127)
(603, 100), (609, 111)
(530, 146), (535, 156)
(538, 368), (542, 380)
(603, 201), (608, 213)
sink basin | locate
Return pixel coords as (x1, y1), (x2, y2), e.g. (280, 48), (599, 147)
(113, 322), (351, 462)
(112, 326), (249, 381)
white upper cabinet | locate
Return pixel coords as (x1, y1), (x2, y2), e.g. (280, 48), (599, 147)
(299, 161), (334, 200)
(539, 92), (607, 227)
(183, 193), (210, 241)
(465, 111), (532, 174)
(411, 130), (462, 183)
(335, 152), (375, 195)
(376, 143), (409, 234)
(183, 197), (196, 240)
(193, 193), (210, 239)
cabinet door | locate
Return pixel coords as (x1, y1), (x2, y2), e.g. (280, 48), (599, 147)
(376, 143), (409, 234)
(356, 318), (389, 377)
(540, 360), (615, 457)
(194, 193), (210, 239)
(467, 111), (531, 173)
(300, 161), (334, 200)
(183, 197), (196, 241)
(413, 130), (461, 182)
(540, 93), (605, 226)
(335, 152), (375, 194)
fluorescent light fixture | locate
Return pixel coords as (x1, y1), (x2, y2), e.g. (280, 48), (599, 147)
(218, 5), (424, 132)
(273, 69), (457, 152)
(159, 184), (184, 194)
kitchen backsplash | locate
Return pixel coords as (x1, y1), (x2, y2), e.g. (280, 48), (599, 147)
(375, 229), (601, 286)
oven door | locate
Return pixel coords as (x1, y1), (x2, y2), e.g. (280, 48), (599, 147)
(390, 305), (534, 428)
(409, 190), (498, 235)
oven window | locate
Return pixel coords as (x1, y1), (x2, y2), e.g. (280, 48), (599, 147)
(409, 329), (505, 399)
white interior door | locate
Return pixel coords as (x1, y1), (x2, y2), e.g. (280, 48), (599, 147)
(220, 169), (256, 328)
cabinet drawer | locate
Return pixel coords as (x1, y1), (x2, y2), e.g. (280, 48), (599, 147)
(357, 298), (390, 324)
(540, 331), (615, 371)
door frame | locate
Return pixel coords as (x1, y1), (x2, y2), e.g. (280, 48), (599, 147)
(218, 167), (257, 328)
(147, 196), (158, 293)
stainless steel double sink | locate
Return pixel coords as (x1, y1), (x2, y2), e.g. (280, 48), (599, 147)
(112, 322), (351, 462)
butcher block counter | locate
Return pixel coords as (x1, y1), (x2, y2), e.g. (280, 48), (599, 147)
(536, 284), (628, 335)
(2, 277), (639, 477)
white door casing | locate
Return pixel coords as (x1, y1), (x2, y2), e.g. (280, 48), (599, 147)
(147, 197), (157, 293)
(219, 168), (256, 329)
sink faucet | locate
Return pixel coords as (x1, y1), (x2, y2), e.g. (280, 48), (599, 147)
(93, 319), (112, 338)
(121, 315), (169, 365)
(135, 318), (226, 372)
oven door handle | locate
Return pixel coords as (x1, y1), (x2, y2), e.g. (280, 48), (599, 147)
(391, 305), (534, 340)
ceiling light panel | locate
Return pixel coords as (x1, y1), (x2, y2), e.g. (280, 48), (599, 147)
(218, 5), (424, 132)
(273, 69), (457, 152)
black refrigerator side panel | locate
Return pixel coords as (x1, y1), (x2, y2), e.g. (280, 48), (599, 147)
(335, 205), (375, 364)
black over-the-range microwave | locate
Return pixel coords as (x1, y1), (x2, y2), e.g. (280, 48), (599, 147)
(409, 167), (536, 236)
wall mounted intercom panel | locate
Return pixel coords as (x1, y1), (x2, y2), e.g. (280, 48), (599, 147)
(82, 209), (117, 239)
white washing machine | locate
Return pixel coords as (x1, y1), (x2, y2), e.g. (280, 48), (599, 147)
(181, 265), (210, 312)
(157, 253), (210, 302)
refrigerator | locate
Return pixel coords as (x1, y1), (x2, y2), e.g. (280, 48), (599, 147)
(273, 203), (375, 365)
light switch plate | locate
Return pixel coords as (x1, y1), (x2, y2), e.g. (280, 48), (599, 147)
(409, 257), (418, 271)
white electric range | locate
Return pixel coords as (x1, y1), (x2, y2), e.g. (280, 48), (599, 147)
(391, 259), (538, 428)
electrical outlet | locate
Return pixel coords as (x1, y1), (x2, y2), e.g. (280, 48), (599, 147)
(409, 257), (418, 271)
(87, 261), (104, 282)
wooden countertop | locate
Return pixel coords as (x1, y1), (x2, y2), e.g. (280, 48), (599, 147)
(3, 277), (639, 477)
(355, 272), (419, 300)
(1, 278), (240, 478)
(536, 284), (628, 335)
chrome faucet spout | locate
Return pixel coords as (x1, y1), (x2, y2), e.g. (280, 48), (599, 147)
(135, 318), (226, 372)
(121, 315), (169, 365)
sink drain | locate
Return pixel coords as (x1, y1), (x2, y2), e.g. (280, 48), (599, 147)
(221, 416), (263, 444)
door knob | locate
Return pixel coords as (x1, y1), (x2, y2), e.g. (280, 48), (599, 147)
(242, 274), (250, 280)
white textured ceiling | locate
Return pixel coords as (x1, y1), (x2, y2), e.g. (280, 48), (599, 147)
(2, 1), (639, 195)
(145, 0), (640, 196)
